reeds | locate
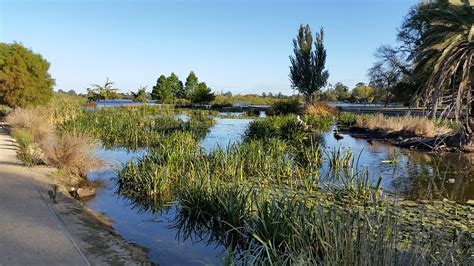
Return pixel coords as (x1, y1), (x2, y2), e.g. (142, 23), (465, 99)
(355, 114), (452, 137)
(11, 129), (42, 166)
(116, 132), (471, 264)
(60, 107), (216, 149)
(245, 115), (332, 144)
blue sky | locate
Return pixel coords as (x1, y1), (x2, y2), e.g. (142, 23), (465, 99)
(1, 0), (418, 95)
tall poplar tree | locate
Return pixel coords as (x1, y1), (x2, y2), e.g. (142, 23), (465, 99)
(289, 25), (329, 103)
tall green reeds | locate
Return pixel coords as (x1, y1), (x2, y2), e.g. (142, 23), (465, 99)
(59, 106), (216, 149)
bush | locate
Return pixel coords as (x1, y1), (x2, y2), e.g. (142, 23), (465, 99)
(0, 105), (11, 119)
(243, 108), (260, 117)
(245, 116), (307, 143)
(337, 112), (358, 128)
(5, 108), (53, 142)
(39, 93), (86, 125)
(266, 99), (303, 116)
(11, 129), (42, 166)
(304, 101), (337, 118)
(40, 133), (100, 177)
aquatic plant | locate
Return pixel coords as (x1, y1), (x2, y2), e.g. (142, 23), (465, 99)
(355, 114), (452, 137)
(336, 112), (358, 128)
(245, 115), (332, 144)
(243, 108), (260, 117)
(59, 106), (216, 149)
(175, 176), (471, 265)
(265, 99), (303, 116)
(304, 101), (337, 118)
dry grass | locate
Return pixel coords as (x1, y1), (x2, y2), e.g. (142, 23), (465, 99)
(6, 106), (101, 178)
(305, 101), (337, 118)
(5, 108), (53, 142)
(40, 133), (101, 177)
(355, 114), (451, 137)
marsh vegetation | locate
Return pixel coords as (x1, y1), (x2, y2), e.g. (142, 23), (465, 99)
(57, 103), (470, 264)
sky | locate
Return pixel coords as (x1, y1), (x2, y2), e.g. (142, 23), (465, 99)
(0, 0), (419, 95)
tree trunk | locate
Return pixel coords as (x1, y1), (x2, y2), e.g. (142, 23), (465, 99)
(463, 76), (474, 152)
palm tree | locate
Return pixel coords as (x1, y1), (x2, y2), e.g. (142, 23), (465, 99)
(415, 2), (473, 150)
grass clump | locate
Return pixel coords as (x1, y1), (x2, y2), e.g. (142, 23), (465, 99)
(40, 133), (101, 177)
(0, 105), (12, 120)
(11, 129), (42, 166)
(245, 115), (332, 144)
(304, 101), (337, 118)
(60, 107), (216, 149)
(6, 108), (53, 142)
(6, 106), (101, 177)
(243, 108), (260, 117)
(266, 99), (303, 116)
(336, 112), (359, 128)
(355, 114), (452, 137)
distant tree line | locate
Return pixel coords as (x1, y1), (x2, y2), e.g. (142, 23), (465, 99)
(151, 71), (215, 105)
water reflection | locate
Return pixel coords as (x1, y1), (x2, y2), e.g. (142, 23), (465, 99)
(86, 117), (474, 265)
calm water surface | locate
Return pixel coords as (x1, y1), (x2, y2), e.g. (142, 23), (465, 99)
(85, 117), (474, 265)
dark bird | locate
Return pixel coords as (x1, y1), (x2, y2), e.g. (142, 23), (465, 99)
(69, 187), (79, 199)
(367, 139), (373, 145)
(48, 184), (58, 204)
(333, 130), (344, 141)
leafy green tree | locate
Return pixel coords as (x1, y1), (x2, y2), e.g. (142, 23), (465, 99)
(413, 1), (473, 148)
(289, 25), (329, 103)
(86, 88), (101, 102)
(183, 71), (199, 100)
(0, 42), (55, 107)
(334, 82), (350, 101)
(351, 83), (375, 104)
(88, 78), (120, 105)
(151, 75), (173, 103)
(131, 86), (148, 103)
(168, 72), (183, 100)
(191, 82), (215, 105)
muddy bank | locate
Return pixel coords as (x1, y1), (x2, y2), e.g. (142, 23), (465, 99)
(28, 166), (152, 265)
(345, 127), (472, 152)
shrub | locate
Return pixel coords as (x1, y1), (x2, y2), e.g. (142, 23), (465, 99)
(245, 115), (308, 143)
(11, 129), (42, 166)
(304, 101), (337, 118)
(266, 99), (303, 116)
(337, 112), (358, 127)
(243, 108), (260, 117)
(0, 105), (12, 119)
(5, 108), (53, 142)
(40, 133), (101, 177)
(39, 93), (86, 125)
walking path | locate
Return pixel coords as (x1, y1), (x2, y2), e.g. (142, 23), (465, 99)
(0, 124), (88, 266)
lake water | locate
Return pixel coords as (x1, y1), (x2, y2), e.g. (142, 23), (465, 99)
(85, 116), (474, 265)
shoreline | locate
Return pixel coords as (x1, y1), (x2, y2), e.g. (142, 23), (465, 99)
(0, 123), (152, 265)
(343, 126), (474, 153)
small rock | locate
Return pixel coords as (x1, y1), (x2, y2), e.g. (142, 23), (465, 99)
(76, 187), (96, 198)
(418, 200), (429, 204)
(401, 200), (418, 207)
(447, 178), (455, 184)
(467, 199), (474, 207)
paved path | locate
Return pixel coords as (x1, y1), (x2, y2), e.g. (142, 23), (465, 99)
(0, 124), (88, 266)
